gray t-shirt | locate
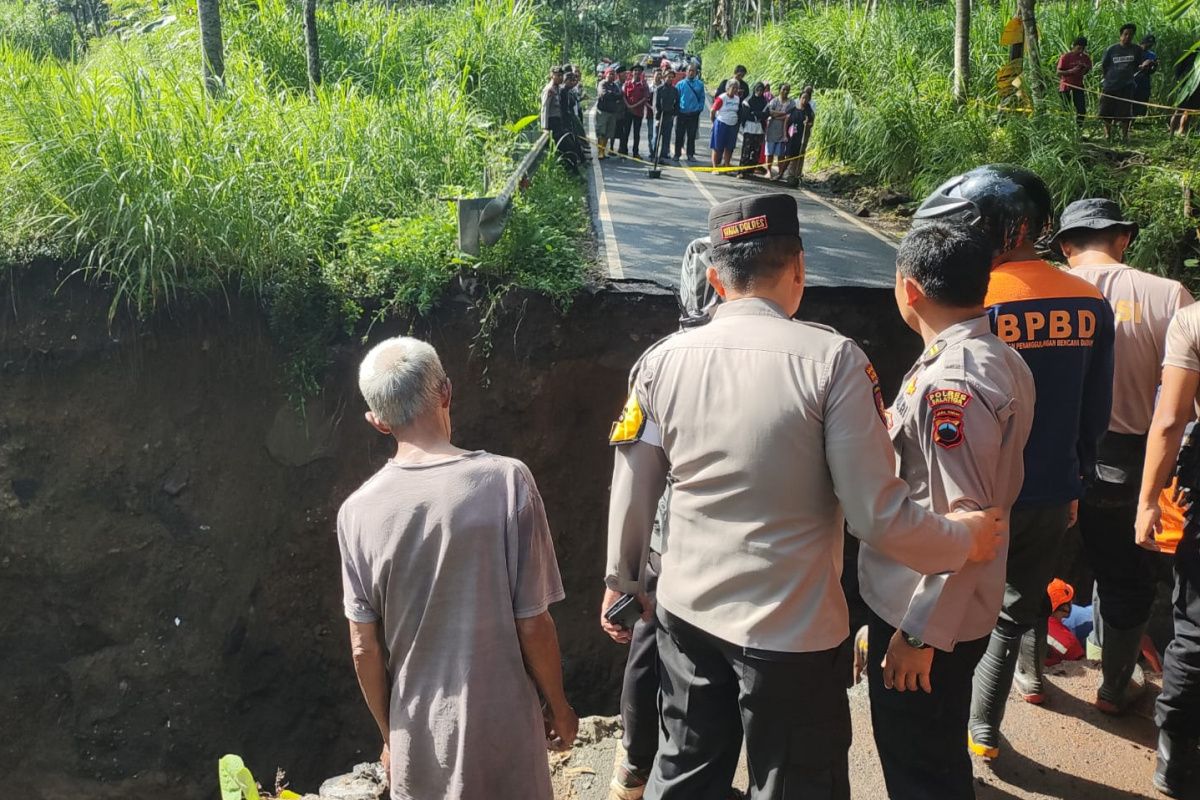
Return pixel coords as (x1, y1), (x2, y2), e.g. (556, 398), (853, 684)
(338, 451), (565, 800)
(1103, 43), (1145, 89)
(765, 97), (795, 143)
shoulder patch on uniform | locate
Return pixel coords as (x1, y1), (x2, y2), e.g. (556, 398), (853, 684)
(864, 363), (888, 426)
(794, 320), (839, 335)
(925, 388), (972, 408)
(609, 391), (647, 446)
(931, 407), (965, 449)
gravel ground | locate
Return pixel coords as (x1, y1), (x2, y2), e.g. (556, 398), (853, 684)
(552, 659), (1170, 799)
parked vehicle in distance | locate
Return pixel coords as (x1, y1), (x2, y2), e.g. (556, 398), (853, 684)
(663, 25), (694, 51)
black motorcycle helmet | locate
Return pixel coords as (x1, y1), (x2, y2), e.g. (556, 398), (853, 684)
(912, 164), (1054, 257)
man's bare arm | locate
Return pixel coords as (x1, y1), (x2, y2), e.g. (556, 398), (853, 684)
(349, 620), (391, 744)
(515, 610), (578, 749)
(1136, 366), (1200, 548)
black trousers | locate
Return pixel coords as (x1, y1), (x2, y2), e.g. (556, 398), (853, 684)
(1001, 503), (1072, 627)
(655, 115), (676, 161)
(868, 612), (989, 800)
(740, 133), (764, 169)
(615, 111), (630, 150)
(1059, 88), (1086, 122)
(620, 561), (660, 772)
(1156, 518), (1200, 737)
(1079, 483), (1158, 630)
(674, 111), (701, 158)
(648, 608), (851, 800)
(619, 114), (643, 155)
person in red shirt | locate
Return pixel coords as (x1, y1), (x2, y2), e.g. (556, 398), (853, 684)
(1057, 37), (1093, 125)
(619, 64), (650, 158)
(1043, 579), (1085, 670)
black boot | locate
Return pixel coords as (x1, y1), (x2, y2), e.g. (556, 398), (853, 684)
(1152, 729), (1197, 797)
(1014, 617), (1048, 704)
(969, 621), (1022, 758)
(1096, 622), (1147, 714)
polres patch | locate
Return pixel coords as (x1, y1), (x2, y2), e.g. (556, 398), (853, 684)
(925, 388), (972, 408)
(932, 407), (965, 449)
(609, 391), (646, 445)
(719, 215), (768, 241)
(865, 363), (888, 425)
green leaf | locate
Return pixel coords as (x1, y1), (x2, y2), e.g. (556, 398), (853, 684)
(1185, 258), (1199, 269)
(218, 755), (261, 800)
(505, 113), (540, 134)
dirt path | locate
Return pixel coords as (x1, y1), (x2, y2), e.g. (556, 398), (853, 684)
(552, 660), (1165, 799)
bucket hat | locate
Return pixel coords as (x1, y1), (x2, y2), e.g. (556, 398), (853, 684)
(1050, 198), (1139, 249)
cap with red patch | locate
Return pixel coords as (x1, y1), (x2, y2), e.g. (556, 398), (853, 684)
(708, 193), (802, 247)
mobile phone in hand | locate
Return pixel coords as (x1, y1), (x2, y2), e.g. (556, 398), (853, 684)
(603, 593), (644, 631)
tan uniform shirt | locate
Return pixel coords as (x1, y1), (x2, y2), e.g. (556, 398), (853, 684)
(1165, 303), (1200, 372)
(1072, 263), (1193, 434)
(858, 317), (1035, 651)
(605, 297), (974, 653)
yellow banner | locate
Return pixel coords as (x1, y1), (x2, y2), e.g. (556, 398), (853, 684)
(1000, 17), (1024, 46)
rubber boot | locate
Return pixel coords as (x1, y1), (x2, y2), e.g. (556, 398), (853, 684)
(597, 138), (607, 159)
(1152, 729), (1198, 797)
(1013, 617), (1048, 705)
(1087, 585), (1104, 661)
(968, 621), (1021, 759)
(1095, 621), (1148, 714)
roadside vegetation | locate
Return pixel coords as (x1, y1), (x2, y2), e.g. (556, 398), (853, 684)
(0, 0), (589, 387)
(705, 0), (1200, 278)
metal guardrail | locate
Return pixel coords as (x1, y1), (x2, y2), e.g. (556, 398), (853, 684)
(455, 130), (551, 256)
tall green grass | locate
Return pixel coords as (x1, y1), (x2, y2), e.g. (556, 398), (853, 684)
(0, 0), (584, 323)
(0, 0), (81, 59)
(705, 0), (1200, 276)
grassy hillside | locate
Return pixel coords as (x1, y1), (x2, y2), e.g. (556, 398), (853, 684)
(705, 0), (1199, 277)
(0, 0), (588, 383)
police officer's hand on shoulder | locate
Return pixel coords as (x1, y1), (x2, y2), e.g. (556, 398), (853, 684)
(948, 506), (1006, 562)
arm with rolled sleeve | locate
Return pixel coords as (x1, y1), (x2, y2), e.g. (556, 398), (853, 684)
(826, 342), (973, 574)
(898, 385), (1008, 651)
(605, 369), (669, 594)
(1078, 302), (1115, 485)
(605, 439), (668, 594)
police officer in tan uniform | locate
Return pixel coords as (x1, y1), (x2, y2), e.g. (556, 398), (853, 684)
(601, 193), (1005, 800)
(859, 223), (1035, 800)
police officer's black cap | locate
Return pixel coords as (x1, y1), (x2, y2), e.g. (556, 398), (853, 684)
(708, 193), (802, 247)
(1050, 198), (1138, 248)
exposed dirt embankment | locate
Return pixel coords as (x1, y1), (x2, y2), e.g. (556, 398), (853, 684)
(1, 268), (922, 799)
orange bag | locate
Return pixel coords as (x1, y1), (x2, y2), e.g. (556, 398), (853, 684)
(1156, 481), (1186, 555)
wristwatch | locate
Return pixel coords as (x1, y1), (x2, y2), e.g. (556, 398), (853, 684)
(902, 631), (931, 650)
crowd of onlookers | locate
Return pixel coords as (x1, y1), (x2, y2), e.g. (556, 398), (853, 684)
(1056, 21), (1200, 139)
(539, 60), (819, 185)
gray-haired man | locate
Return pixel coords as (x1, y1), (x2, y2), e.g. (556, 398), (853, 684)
(337, 336), (575, 800)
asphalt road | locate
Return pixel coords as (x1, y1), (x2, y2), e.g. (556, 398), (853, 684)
(586, 113), (899, 289)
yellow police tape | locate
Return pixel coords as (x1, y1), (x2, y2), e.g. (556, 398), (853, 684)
(970, 98), (1179, 120)
(1080, 82), (1199, 115)
(573, 131), (811, 175)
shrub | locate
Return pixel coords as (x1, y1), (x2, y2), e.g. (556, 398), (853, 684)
(704, 0), (1200, 278)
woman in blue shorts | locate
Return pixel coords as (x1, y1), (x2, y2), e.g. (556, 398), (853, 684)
(709, 80), (742, 169)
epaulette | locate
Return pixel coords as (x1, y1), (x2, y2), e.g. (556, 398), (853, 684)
(626, 328), (688, 392)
